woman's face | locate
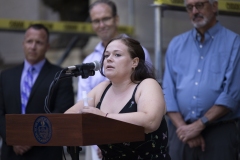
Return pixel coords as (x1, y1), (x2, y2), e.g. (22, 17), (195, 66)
(103, 40), (135, 80)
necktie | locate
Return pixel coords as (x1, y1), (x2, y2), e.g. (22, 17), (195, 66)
(21, 67), (35, 114)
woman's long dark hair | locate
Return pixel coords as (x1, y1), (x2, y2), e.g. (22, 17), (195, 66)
(100, 34), (155, 83)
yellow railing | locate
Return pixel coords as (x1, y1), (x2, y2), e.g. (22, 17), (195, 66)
(154, 0), (240, 13)
(0, 18), (134, 35)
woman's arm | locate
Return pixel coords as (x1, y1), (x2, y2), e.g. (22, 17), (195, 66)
(64, 81), (110, 114)
(106, 79), (166, 133)
(64, 99), (85, 114)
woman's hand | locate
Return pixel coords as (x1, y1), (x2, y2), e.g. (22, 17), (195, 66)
(81, 106), (106, 117)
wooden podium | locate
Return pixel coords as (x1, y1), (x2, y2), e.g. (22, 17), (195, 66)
(6, 113), (144, 146)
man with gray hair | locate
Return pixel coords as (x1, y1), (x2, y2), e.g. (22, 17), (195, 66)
(163, 0), (240, 159)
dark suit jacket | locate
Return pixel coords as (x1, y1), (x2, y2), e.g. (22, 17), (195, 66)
(0, 60), (75, 160)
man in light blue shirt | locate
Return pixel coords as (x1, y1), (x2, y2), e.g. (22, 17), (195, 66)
(163, 0), (240, 160)
(77, 0), (152, 102)
(77, 1), (152, 159)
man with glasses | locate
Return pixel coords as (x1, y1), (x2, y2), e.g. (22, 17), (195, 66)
(163, 0), (240, 160)
(77, 0), (152, 101)
(77, 0), (152, 159)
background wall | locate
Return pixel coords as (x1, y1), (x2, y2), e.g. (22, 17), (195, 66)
(0, 0), (58, 64)
(0, 0), (239, 67)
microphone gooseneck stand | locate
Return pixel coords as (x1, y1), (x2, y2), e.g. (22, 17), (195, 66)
(44, 67), (96, 160)
(67, 146), (82, 160)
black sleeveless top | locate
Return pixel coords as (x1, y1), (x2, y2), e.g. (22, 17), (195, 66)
(96, 83), (171, 160)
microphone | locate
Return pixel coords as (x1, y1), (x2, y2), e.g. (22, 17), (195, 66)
(67, 61), (100, 71)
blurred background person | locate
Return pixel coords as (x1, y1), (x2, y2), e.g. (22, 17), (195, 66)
(163, 0), (240, 160)
(77, 0), (153, 159)
(0, 24), (75, 160)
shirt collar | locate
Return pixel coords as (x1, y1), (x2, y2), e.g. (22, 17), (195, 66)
(192, 21), (221, 42)
(94, 42), (105, 54)
(23, 59), (46, 73)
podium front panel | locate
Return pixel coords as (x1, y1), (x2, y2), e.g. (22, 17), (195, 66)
(6, 114), (144, 146)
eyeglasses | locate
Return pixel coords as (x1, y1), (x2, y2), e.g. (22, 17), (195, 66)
(91, 17), (113, 26)
(186, 1), (209, 12)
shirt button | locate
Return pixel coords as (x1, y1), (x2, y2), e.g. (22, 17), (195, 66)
(192, 111), (195, 114)
(193, 96), (196, 99)
(195, 82), (198, 85)
(200, 45), (203, 48)
(200, 56), (204, 59)
(198, 69), (201, 72)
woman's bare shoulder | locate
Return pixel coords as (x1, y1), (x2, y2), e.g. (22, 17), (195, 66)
(136, 78), (162, 94)
(139, 78), (160, 87)
(96, 80), (111, 88)
(91, 80), (111, 94)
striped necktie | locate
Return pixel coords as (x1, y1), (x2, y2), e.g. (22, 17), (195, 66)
(21, 66), (35, 114)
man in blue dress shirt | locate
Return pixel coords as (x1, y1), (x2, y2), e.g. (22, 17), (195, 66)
(163, 0), (240, 160)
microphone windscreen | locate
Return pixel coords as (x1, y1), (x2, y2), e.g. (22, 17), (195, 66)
(93, 61), (101, 71)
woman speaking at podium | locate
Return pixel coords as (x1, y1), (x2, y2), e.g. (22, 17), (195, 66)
(65, 35), (171, 160)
